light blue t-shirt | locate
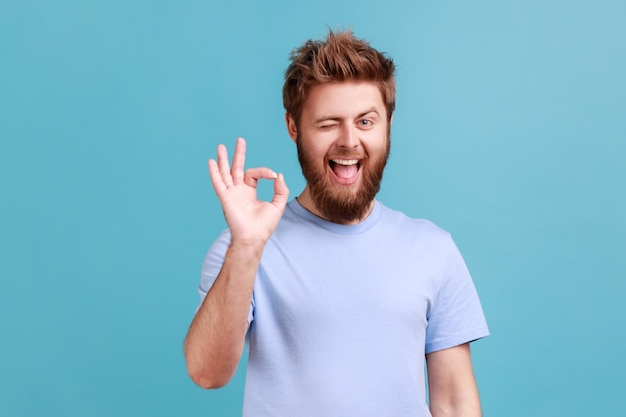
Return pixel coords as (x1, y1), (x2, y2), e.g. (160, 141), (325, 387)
(199, 199), (489, 417)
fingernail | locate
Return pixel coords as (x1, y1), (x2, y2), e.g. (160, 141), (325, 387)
(269, 169), (278, 178)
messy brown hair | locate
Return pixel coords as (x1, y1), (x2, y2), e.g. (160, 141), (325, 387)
(283, 29), (396, 127)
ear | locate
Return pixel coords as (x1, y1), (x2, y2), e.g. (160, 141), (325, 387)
(285, 112), (298, 143)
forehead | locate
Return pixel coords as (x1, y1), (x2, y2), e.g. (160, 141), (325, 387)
(302, 81), (386, 119)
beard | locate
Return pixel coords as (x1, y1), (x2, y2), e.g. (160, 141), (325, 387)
(296, 135), (390, 224)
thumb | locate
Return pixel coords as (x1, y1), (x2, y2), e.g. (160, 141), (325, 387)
(271, 173), (289, 208)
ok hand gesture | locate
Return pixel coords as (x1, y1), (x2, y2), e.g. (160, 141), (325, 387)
(208, 138), (289, 245)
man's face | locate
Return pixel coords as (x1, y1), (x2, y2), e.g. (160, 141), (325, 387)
(287, 81), (391, 224)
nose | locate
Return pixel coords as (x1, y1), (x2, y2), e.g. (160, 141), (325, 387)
(336, 123), (359, 148)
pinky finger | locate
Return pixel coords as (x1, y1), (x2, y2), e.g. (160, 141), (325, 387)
(208, 159), (227, 195)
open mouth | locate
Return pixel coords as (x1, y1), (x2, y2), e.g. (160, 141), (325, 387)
(329, 158), (361, 185)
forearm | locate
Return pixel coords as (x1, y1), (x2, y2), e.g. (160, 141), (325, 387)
(184, 241), (264, 389)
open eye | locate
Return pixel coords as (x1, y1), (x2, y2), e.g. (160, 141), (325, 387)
(358, 119), (372, 128)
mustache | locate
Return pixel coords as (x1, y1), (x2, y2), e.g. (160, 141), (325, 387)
(326, 150), (366, 160)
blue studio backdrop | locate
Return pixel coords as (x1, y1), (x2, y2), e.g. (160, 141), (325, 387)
(1, 1), (624, 416)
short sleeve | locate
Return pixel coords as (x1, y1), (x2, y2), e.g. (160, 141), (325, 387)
(197, 229), (255, 324)
(425, 236), (489, 354)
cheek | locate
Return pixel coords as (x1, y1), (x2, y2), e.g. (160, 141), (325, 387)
(303, 139), (331, 160)
(299, 140), (330, 169)
(362, 133), (389, 156)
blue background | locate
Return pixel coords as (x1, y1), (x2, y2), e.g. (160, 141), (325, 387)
(1, 1), (624, 416)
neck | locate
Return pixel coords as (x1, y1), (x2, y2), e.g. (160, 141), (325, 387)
(296, 187), (375, 225)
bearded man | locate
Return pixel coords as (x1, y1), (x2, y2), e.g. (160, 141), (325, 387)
(184, 30), (489, 417)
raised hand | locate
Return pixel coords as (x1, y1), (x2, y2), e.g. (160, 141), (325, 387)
(208, 138), (289, 245)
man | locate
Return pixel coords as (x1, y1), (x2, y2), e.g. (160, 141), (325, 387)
(184, 30), (489, 417)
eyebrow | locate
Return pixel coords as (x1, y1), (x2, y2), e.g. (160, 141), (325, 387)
(313, 107), (381, 124)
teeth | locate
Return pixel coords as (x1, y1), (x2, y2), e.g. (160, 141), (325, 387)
(332, 159), (359, 165)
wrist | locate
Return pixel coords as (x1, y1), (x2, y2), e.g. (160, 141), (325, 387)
(228, 237), (268, 254)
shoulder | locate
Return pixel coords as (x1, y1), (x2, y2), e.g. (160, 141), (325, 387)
(377, 202), (451, 242)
